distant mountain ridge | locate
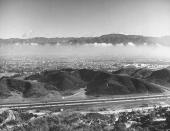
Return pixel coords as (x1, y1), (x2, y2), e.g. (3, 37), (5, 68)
(0, 34), (170, 46)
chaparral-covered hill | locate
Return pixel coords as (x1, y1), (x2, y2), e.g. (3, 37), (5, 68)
(0, 68), (164, 100)
(146, 68), (170, 86)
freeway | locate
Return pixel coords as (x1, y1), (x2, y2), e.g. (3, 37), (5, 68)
(0, 94), (170, 109)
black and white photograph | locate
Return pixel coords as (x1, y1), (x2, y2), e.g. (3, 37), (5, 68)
(0, 0), (170, 130)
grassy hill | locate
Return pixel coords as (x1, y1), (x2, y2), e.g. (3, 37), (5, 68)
(26, 69), (164, 95)
(0, 77), (59, 98)
(86, 73), (163, 95)
(146, 68), (170, 86)
(113, 67), (153, 79)
(0, 69), (165, 99)
(25, 70), (86, 91)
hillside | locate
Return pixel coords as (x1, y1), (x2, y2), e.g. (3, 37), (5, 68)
(132, 68), (153, 79)
(86, 73), (163, 95)
(0, 77), (60, 98)
(113, 67), (153, 79)
(146, 68), (170, 86)
(113, 66), (137, 76)
(25, 70), (86, 91)
(26, 69), (164, 96)
(0, 69), (165, 99)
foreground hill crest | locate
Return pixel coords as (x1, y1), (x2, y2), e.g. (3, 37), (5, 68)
(0, 69), (164, 99)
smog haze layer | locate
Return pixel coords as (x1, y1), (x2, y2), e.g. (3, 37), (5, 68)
(0, 44), (170, 59)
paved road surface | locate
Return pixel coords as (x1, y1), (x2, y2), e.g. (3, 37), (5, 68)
(0, 94), (169, 109)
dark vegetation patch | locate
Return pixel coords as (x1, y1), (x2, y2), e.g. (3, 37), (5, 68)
(0, 68), (164, 98)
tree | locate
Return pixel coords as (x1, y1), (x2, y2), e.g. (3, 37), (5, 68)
(165, 111), (170, 128)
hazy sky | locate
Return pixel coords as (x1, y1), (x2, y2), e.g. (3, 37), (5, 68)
(0, 0), (170, 38)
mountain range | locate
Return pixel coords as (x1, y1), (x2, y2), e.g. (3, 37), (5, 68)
(0, 34), (170, 46)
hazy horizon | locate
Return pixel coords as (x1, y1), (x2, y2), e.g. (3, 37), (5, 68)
(1, 43), (170, 59)
(1, 33), (170, 39)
